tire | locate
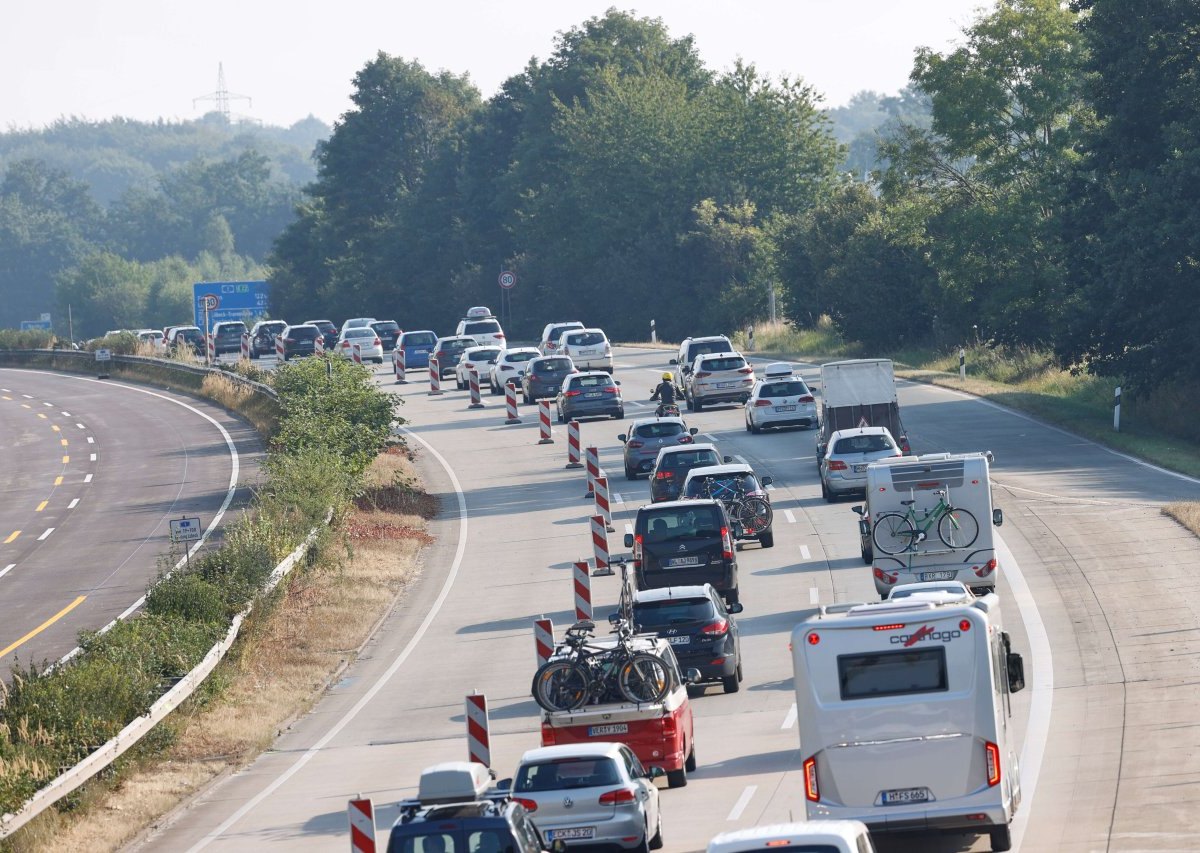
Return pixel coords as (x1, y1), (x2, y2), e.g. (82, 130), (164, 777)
(648, 815), (664, 850)
(685, 745), (697, 772)
(693, 397), (704, 413)
(737, 497), (772, 536)
(990, 826), (1013, 852)
(667, 767), (687, 788)
(685, 395), (693, 412)
(750, 419), (762, 434)
(492, 382), (503, 396)
(618, 653), (672, 704)
(531, 660), (590, 712)
(821, 478), (834, 503)
(558, 408), (566, 424)
(722, 673), (740, 693)
(634, 832), (651, 853)
(938, 507), (980, 549)
(744, 416), (752, 433)
(523, 390), (531, 405)
(615, 409), (625, 420)
(625, 465), (637, 481)
(861, 544), (873, 565)
(873, 512), (917, 555)
(250, 350), (259, 360)
(759, 530), (774, 549)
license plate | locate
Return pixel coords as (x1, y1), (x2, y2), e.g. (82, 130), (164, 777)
(775, 405), (796, 412)
(717, 381), (737, 388)
(666, 635), (691, 645)
(585, 392), (602, 398)
(588, 724), (629, 736)
(921, 570), (957, 581)
(548, 827), (596, 841)
(881, 787), (931, 805)
(853, 463), (868, 473)
(666, 555), (701, 567)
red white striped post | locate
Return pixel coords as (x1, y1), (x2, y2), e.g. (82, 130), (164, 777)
(573, 561), (593, 621)
(566, 420), (583, 469)
(584, 446), (600, 498)
(314, 334), (325, 356)
(206, 333), (216, 364)
(468, 370), (485, 409)
(239, 333), (250, 360)
(504, 382), (521, 424)
(275, 335), (285, 360)
(534, 617), (554, 667)
(428, 356), (443, 395)
(465, 693), (491, 767)
(591, 514), (610, 573)
(537, 399), (554, 444)
(351, 343), (363, 365)
(594, 475), (613, 532)
(392, 346), (406, 383)
(348, 797), (376, 853)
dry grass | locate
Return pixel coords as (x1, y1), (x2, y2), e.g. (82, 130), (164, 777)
(11, 452), (431, 853)
(199, 372), (276, 435)
(1163, 502), (1200, 539)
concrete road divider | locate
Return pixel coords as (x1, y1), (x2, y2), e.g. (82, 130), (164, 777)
(584, 446), (600, 497)
(465, 693), (491, 767)
(566, 420), (583, 468)
(594, 475), (613, 532)
(534, 617), (554, 666)
(428, 357), (443, 395)
(574, 561), (592, 621)
(504, 383), (521, 424)
(468, 370), (484, 409)
(348, 798), (376, 853)
(240, 333), (250, 361)
(591, 514), (610, 573)
(537, 399), (554, 443)
(392, 346), (405, 383)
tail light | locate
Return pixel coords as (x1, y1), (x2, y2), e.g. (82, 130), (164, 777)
(661, 715), (677, 739)
(546, 342), (557, 351)
(496, 332), (505, 339)
(513, 797), (539, 813)
(604, 343), (612, 354)
(627, 439), (645, 449)
(720, 526), (733, 560)
(873, 567), (898, 585)
(900, 435), (912, 454)
(974, 558), (998, 577)
(603, 386), (619, 394)
(373, 338), (381, 346)
(803, 756), (819, 801)
(798, 394), (815, 403)
(599, 788), (637, 805)
(985, 741), (1001, 786)
(754, 399), (773, 407)
(678, 435), (693, 444)
(528, 373), (539, 382)
(435, 350), (445, 360)
(565, 390), (582, 397)
(827, 460), (848, 471)
(737, 366), (754, 374)
(541, 723), (556, 745)
(695, 371), (712, 379)
(655, 471), (674, 480)
(700, 619), (729, 636)
(633, 533), (643, 565)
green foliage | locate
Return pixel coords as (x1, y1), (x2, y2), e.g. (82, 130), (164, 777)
(0, 328), (55, 349)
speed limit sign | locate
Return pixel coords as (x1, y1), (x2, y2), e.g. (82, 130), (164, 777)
(498, 271), (516, 290)
(202, 294), (219, 310)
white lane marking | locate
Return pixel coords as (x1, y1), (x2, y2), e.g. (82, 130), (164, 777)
(800, 544), (811, 560)
(37, 528), (55, 541)
(68, 498), (79, 509)
(781, 703), (798, 730)
(184, 425), (470, 851)
(999, 531), (1053, 851)
(84, 474), (93, 483)
(0, 388), (9, 392)
(61, 411), (71, 416)
(809, 587), (819, 604)
(86, 436), (95, 444)
(614, 492), (623, 504)
(784, 509), (796, 524)
(21, 394), (32, 399)
(89, 453), (97, 461)
(0, 564), (14, 579)
(727, 785), (757, 821)
(76, 422), (85, 429)
(42, 401), (53, 407)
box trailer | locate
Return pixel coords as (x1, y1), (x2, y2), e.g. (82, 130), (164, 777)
(815, 359), (909, 464)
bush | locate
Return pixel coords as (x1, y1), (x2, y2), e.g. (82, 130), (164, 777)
(0, 328), (56, 350)
(84, 331), (141, 355)
(144, 573), (230, 626)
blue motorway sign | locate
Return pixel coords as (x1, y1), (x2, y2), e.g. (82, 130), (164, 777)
(20, 320), (52, 330)
(192, 281), (270, 331)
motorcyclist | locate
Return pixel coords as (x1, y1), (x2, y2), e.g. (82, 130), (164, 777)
(650, 372), (682, 415)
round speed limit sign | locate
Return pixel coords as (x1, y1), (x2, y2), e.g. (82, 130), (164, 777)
(202, 294), (219, 310)
(498, 271), (516, 290)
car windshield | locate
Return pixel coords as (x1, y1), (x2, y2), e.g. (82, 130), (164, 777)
(635, 423), (684, 439)
(505, 351), (537, 363)
(514, 758), (620, 792)
(700, 356), (745, 372)
(571, 375), (612, 389)
(660, 449), (719, 470)
(535, 358), (571, 372)
(404, 332), (437, 345)
(686, 474), (758, 499)
(633, 598), (716, 627)
(463, 321), (500, 335)
(642, 505), (723, 540)
(833, 434), (895, 454)
(760, 380), (809, 397)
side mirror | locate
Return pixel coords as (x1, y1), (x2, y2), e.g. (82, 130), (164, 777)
(1007, 652), (1026, 693)
(689, 427), (699, 435)
(722, 455), (734, 464)
(669, 358), (678, 365)
(992, 508), (1004, 527)
(623, 533), (634, 548)
(761, 476), (773, 487)
(495, 777), (513, 791)
(608, 612), (622, 626)
(617, 434), (628, 443)
(685, 668), (703, 685)
(727, 602), (744, 614)
(850, 504), (863, 516)
(614, 380), (621, 385)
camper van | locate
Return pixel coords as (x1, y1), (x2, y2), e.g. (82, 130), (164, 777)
(855, 451), (1002, 598)
(791, 594), (1025, 852)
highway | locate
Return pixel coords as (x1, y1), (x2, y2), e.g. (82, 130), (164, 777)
(137, 346), (1200, 852)
(0, 369), (260, 668)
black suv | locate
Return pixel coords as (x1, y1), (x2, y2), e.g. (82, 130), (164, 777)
(624, 499), (740, 605)
(279, 324), (319, 360)
(633, 583), (744, 693)
(371, 319), (402, 352)
(649, 444), (723, 503)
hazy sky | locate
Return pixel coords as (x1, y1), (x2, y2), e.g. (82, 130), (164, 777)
(3, 1), (988, 130)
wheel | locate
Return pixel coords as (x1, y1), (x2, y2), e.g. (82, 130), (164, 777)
(492, 382), (503, 396)
(873, 512), (917, 555)
(744, 416), (752, 433)
(615, 409), (625, 420)
(618, 653), (671, 704)
(250, 350), (259, 360)
(861, 544), (873, 565)
(523, 390), (531, 405)
(558, 408), (566, 424)
(685, 745), (697, 772)
(625, 465), (637, 481)
(634, 832), (651, 853)
(531, 660), (590, 711)
(990, 825), (1012, 852)
(648, 814), (664, 850)
(456, 377), (465, 390)
(938, 507), (980, 549)
(758, 530), (774, 549)
(750, 418), (761, 434)
(685, 395), (693, 412)
(375, 357), (383, 364)
(737, 497), (772, 536)
(821, 477), (834, 503)
(693, 397), (704, 413)
(722, 673), (740, 693)
(667, 767), (687, 788)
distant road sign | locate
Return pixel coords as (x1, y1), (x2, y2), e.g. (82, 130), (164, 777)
(169, 517), (202, 543)
(39, 312), (51, 322)
(193, 281), (269, 329)
(19, 320), (52, 330)
(498, 271), (516, 290)
(94, 349), (112, 362)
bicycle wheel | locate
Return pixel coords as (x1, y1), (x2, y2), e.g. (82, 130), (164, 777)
(937, 507), (979, 549)
(873, 513), (917, 555)
(737, 497), (773, 536)
(532, 660), (590, 711)
(617, 652), (671, 704)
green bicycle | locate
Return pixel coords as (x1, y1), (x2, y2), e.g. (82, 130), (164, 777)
(872, 489), (980, 555)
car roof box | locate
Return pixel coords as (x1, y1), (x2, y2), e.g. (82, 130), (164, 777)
(466, 306), (493, 319)
(417, 761), (492, 805)
(764, 362), (793, 377)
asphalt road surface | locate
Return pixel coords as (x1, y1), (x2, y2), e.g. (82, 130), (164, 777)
(0, 369), (260, 668)
(137, 346), (1200, 853)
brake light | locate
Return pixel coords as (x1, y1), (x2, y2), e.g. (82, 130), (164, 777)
(541, 723), (556, 745)
(599, 788), (637, 805)
(678, 435), (693, 444)
(803, 756), (819, 801)
(656, 471), (673, 479)
(496, 333), (505, 339)
(959, 619), (972, 631)
(435, 350), (445, 359)
(806, 632), (820, 646)
(798, 394), (814, 403)
(721, 526), (733, 560)
(627, 439), (644, 449)
(974, 558), (998, 577)
(873, 623), (906, 631)
(754, 399), (773, 407)
(662, 715), (677, 739)
(700, 619), (729, 636)
(528, 373), (539, 381)
(513, 797), (539, 813)
(737, 366), (754, 374)
(603, 386), (619, 394)
(827, 460), (848, 471)
(565, 390), (582, 397)
(546, 342), (557, 350)
(373, 338), (381, 346)
(633, 533), (643, 565)
(873, 567), (898, 585)
(985, 741), (1001, 786)
(695, 371), (712, 379)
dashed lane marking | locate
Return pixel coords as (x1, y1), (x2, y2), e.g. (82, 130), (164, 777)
(68, 498), (79, 509)
(781, 703), (798, 730)
(727, 785), (757, 821)
(87, 436), (94, 444)
(36, 501), (47, 513)
(800, 544), (811, 560)
(3, 531), (19, 544)
(0, 564), (13, 579)
(809, 587), (819, 604)
(784, 509), (796, 523)
(54, 476), (62, 486)
(84, 474), (93, 483)
(37, 528), (55, 541)
(89, 453), (96, 461)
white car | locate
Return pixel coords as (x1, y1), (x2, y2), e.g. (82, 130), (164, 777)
(455, 345), (502, 390)
(556, 327), (612, 373)
(539, 321), (584, 355)
(335, 326), (384, 363)
(510, 742), (664, 850)
(707, 821), (875, 853)
(685, 351), (754, 411)
(489, 347), (540, 394)
(137, 329), (165, 351)
(886, 580), (975, 603)
(745, 363), (817, 433)
(455, 310), (507, 347)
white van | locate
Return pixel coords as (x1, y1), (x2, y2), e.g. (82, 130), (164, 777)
(791, 594), (1025, 852)
(707, 821), (874, 853)
(854, 451), (1002, 597)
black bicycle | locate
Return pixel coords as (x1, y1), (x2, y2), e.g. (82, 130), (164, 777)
(532, 619), (672, 712)
(702, 478), (773, 538)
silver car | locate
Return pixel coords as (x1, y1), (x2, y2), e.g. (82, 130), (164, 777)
(618, 417), (699, 480)
(509, 742), (664, 850)
(820, 426), (902, 502)
(685, 351), (755, 411)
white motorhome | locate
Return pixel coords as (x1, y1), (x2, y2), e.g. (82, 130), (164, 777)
(791, 594), (1025, 852)
(854, 451), (1002, 598)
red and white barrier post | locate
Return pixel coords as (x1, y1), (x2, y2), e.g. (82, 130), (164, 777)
(468, 369), (485, 409)
(594, 475), (613, 532)
(534, 617), (554, 667)
(566, 420), (583, 469)
(591, 515), (610, 574)
(537, 399), (554, 444)
(573, 561), (592, 622)
(504, 382), (521, 424)
(239, 333), (250, 361)
(275, 335), (285, 360)
(584, 446), (600, 498)
(314, 334), (325, 356)
(348, 797), (376, 853)
(351, 343), (363, 365)
(206, 333), (216, 364)
(428, 356), (443, 395)
(465, 693), (491, 767)
(393, 346), (406, 383)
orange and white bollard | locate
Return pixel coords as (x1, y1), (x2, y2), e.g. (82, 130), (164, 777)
(584, 446), (600, 498)
(393, 346), (406, 383)
(428, 357), (443, 395)
(591, 514), (610, 573)
(465, 693), (491, 767)
(468, 370), (485, 409)
(348, 798), (376, 853)
(573, 561), (592, 621)
(534, 617), (554, 667)
(594, 475), (613, 532)
(239, 333), (250, 360)
(504, 383), (521, 424)
(537, 399), (554, 444)
(566, 420), (583, 469)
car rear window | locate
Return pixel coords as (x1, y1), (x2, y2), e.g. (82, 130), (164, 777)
(833, 434), (895, 454)
(463, 321), (501, 335)
(567, 331), (606, 346)
(571, 374), (613, 389)
(372, 321), (400, 332)
(685, 473), (759, 499)
(635, 423), (684, 439)
(547, 324), (581, 341)
(466, 348), (501, 362)
(535, 358), (571, 372)
(404, 332), (437, 345)
(259, 322), (287, 333)
(514, 758), (621, 792)
(660, 449), (719, 469)
(633, 598), (717, 628)
(699, 356), (746, 372)
(215, 323), (246, 335)
(506, 350), (538, 363)
(346, 327), (375, 338)
(687, 340), (732, 360)
(287, 326), (318, 339)
(642, 504), (723, 539)
(838, 647), (948, 700)
(760, 380), (810, 397)
(440, 339), (473, 352)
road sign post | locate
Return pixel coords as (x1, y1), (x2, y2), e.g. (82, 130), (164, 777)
(95, 347), (112, 379)
(169, 516), (203, 568)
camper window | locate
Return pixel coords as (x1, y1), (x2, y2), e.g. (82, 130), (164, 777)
(837, 648), (948, 700)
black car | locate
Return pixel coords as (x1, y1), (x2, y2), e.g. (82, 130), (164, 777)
(520, 355), (575, 403)
(632, 583), (744, 693)
(624, 499), (740, 605)
(305, 319), (339, 350)
(371, 319), (402, 352)
(211, 321), (247, 355)
(432, 335), (479, 378)
(649, 444), (722, 503)
(555, 371), (623, 422)
(279, 324), (319, 360)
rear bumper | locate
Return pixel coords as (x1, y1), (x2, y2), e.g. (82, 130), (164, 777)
(672, 650), (737, 680)
(637, 564), (735, 594)
(564, 402), (623, 419)
(753, 411), (817, 429)
(539, 813), (648, 848)
(811, 801), (1009, 835)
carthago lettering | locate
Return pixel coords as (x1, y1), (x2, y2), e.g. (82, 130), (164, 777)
(891, 625), (961, 646)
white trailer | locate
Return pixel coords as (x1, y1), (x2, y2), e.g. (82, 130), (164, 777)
(815, 359), (910, 462)
(791, 594), (1026, 852)
(853, 451), (1003, 598)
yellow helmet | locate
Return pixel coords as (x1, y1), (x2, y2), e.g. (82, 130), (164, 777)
(662, 372), (673, 381)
